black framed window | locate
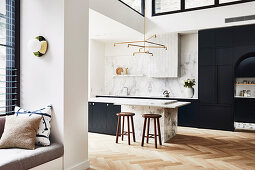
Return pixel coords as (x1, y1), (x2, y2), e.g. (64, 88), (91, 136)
(0, 0), (20, 116)
(152, 0), (255, 16)
(119, 0), (145, 15)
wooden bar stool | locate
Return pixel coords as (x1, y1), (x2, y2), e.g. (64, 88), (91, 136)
(116, 112), (136, 145)
(141, 114), (162, 149)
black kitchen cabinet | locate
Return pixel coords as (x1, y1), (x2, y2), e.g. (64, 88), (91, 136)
(198, 29), (215, 48)
(93, 103), (107, 133)
(232, 25), (255, 46)
(199, 29), (235, 131)
(88, 102), (94, 132)
(217, 66), (234, 105)
(215, 27), (233, 47)
(199, 48), (215, 66)
(199, 24), (255, 130)
(88, 102), (121, 135)
(199, 66), (217, 105)
(216, 47), (233, 66)
(178, 100), (200, 128)
(235, 98), (255, 123)
(199, 105), (234, 131)
(106, 104), (121, 135)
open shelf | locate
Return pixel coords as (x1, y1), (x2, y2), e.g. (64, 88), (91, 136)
(235, 83), (255, 85)
(235, 96), (255, 99)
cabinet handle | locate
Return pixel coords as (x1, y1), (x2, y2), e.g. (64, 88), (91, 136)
(92, 103), (95, 106)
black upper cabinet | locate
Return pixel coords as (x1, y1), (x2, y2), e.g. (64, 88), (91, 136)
(199, 48), (215, 66)
(217, 66), (233, 105)
(232, 25), (255, 46)
(215, 27), (233, 47)
(199, 30), (215, 48)
(216, 48), (233, 66)
(199, 66), (217, 105)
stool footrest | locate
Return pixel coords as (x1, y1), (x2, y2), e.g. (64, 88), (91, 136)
(120, 131), (133, 135)
(145, 134), (159, 138)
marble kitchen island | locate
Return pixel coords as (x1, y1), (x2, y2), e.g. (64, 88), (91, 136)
(89, 97), (190, 143)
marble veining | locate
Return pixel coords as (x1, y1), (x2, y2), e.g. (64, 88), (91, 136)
(121, 105), (178, 143)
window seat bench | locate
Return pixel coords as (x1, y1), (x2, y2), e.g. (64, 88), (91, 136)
(0, 143), (64, 170)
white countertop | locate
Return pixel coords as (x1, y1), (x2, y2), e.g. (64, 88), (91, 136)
(88, 97), (191, 109)
(96, 94), (198, 100)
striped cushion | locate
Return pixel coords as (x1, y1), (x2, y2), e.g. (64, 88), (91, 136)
(15, 105), (52, 146)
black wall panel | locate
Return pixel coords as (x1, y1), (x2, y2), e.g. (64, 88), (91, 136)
(199, 48), (216, 66)
(216, 48), (233, 66)
(199, 66), (217, 105)
(215, 27), (233, 47)
(232, 25), (255, 46)
(217, 66), (234, 105)
(199, 24), (255, 130)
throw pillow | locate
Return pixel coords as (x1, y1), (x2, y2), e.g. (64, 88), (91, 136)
(0, 114), (42, 149)
(0, 117), (5, 139)
(15, 105), (52, 146)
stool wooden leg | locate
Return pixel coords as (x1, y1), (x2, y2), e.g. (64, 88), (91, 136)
(154, 118), (157, 149)
(116, 116), (121, 143)
(131, 116), (136, 142)
(141, 118), (147, 147)
(157, 118), (162, 145)
(146, 118), (150, 143)
(121, 116), (125, 141)
(127, 116), (130, 145)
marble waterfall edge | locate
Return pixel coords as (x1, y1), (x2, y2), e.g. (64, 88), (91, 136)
(121, 105), (178, 143)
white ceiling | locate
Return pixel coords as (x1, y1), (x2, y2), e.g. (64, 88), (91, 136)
(89, 9), (143, 43)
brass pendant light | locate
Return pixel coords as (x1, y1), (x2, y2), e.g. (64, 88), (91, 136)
(114, 2), (167, 56)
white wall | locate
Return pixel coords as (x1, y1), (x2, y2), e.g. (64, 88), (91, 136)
(145, 0), (255, 33)
(20, 0), (64, 147)
(21, 0), (89, 169)
(64, 0), (89, 169)
(89, 40), (105, 98)
(89, 0), (144, 34)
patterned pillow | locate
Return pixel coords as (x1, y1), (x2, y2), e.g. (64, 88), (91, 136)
(15, 105), (52, 146)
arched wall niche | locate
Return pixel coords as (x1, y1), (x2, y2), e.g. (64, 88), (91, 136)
(234, 52), (255, 78)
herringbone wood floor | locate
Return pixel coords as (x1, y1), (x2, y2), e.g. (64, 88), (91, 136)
(88, 127), (255, 170)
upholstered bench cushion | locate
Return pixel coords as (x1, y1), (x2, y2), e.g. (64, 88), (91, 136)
(0, 117), (5, 138)
(0, 143), (64, 170)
